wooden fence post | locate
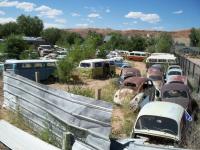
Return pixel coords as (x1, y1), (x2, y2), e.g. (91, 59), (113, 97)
(15, 96), (19, 112)
(35, 72), (40, 83)
(95, 88), (101, 100)
(198, 75), (200, 94)
(188, 61), (190, 75)
(192, 63), (195, 78)
(62, 132), (74, 150)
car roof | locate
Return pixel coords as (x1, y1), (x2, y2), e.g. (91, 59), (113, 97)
(137, 101), (184, 123)
(167, 68), (182, 73)
(80, 59), (105, 63)
(168, 65), (181, 68)
(167, 75), (186, 83)
(161, 83), (189, 93)
(147, 53), (176, 60)
(147, 67), (162, 75)
(122, 68), (140, 74)
(5, 59), (57, 64)
(123, 77), (147, 86)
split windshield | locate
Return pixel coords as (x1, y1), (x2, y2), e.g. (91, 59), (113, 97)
(149, 75), (162, 81)
(135, 115), (178, 135)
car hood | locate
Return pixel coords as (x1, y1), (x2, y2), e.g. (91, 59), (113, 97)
(134, 129), (179, 142)
(113, 88), (136, 105)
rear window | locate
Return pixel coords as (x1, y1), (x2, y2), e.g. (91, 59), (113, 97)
(46, 62), (56, 67)
(163, 90), (188, 98)
(34, 63), (43, 68)
(124, 82), (137, 88)
(94, 62), (103, 67)
(80, 63), (91, 68)
(168, 71), (181, 76)
(109, 61), (115, 65)
(21, 63), (32, 68)
(149, 75), (162, 81)
(135, 115), (178, 135)
(149, 59), (157, 63)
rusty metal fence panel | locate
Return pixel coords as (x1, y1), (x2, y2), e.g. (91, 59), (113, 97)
(3, 72), (113, 150)
(176, 54), (200, 96)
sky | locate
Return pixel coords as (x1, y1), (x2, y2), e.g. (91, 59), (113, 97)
(0, 0), (200, 31)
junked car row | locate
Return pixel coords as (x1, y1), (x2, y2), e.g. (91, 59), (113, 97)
(113, 53), (199, 147)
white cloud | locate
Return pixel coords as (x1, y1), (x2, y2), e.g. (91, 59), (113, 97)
(44, 22), (66, 29)
(125, 11), (160, 23)
(0, 17), (16, 24)
(88, 13), (101, 19)
(0, 0), (36, 12)
(0, 0), (18, 7)
(16, 2), (36, 12)
(0, 10), (5, 15)
(71, 12), (80, 17)
(35, 5), (62, 18)
(84, 6), (96, 12)
(55, 18), (66, 24)
(76, 23), (89, 28)
(105, 8), (110, 13)
(173, 10), (183, 14)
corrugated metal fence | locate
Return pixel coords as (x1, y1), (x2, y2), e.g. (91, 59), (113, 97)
(3, 72), (113, 150)
(177, 54), (200, 96)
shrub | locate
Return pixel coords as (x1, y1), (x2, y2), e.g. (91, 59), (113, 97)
(4, 35), (28, 59)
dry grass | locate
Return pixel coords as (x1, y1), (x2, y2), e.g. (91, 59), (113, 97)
(0, 108), (34, 134)
(185, 114), (200, 149)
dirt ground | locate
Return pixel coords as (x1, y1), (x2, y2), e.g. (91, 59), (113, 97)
(49, 61), (146, 91)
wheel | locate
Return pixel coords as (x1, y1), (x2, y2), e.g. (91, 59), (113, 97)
(48, 75), (55, 83)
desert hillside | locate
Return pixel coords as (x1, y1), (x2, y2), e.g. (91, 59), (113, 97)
(65, 28), (191, 39)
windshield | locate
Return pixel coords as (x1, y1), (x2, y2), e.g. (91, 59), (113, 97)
(80, 63), (91, 68)
(163, 89), (188, 98)
(168, 71), (181, 76)
(135, 115), (178, 135)
(169, 66), (180, 70)
(149, 75), (162, 81)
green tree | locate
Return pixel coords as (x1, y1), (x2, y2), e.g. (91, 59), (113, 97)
(17, 15), (43, 37)
(128, 36), (146, 51)
(20, 45), (39, 59)
(56, 31), (83, 47)
(155, 33), (173, 53)
(189, 28), (200, 47)
(0, 22), (19, 38)
(4, 35), (28, 59)
(42, 28), (61, 45)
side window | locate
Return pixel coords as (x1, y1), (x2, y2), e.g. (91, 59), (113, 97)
(94, 62), (103, 68)
(149, 59), (157, 63)
(34, 63), (43, 68)
(80, 63), (91, 68)
(21, 63), (32, 69)
(46, 62), (56, 67)
(4, 64), (13, 70)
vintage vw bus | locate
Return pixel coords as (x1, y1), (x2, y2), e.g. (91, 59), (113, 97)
(78, 59), (115, 78)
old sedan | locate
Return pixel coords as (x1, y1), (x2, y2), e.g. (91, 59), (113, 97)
(114, 77), (155, 108)
(133, 101), (189, 146)
(166, 75), (187, 85)
(147, 68), (164, 90)
(161, 83), (193, 113)
(165, 68), (183, 83)
(118, 68), (141, 85)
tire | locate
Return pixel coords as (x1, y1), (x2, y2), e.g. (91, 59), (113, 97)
(48, 75), (55, 83)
